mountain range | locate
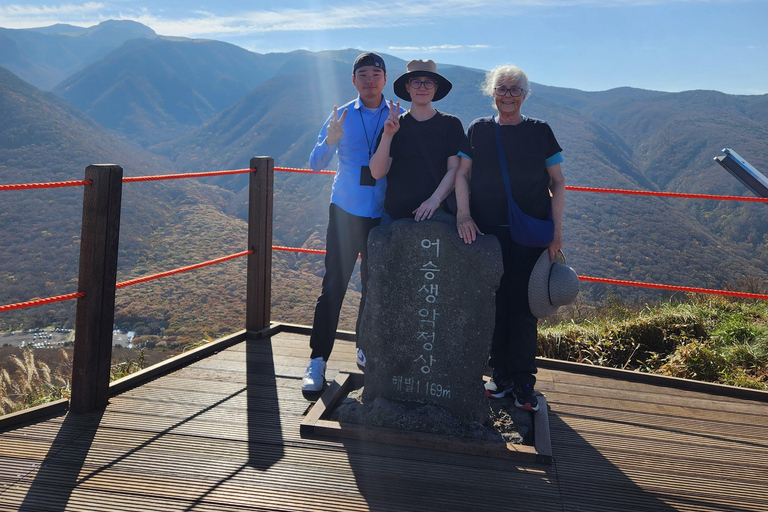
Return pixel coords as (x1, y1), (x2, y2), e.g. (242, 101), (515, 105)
(1, 19), (767, 341)
(0, 20), (156, 90)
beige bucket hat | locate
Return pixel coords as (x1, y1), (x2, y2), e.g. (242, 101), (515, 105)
(393, 59), (452, 102)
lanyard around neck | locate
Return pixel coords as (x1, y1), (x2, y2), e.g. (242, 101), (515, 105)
(359, 106), (386, 159)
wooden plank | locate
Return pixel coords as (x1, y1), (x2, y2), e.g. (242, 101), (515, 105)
(312, 418), (540, 462)
(2, 429), (561, 511)
(0, 399), (68, 432)
(300, 372), (351, 435)
(108, 330), (249, 396)
(549, 408), (768, 447)
(3, 331), (768, 512)
(537, 356), (768, 403)
(534, 395), (552, 462)
(543, 385), (768, 422)
(301, 372), (552, 464)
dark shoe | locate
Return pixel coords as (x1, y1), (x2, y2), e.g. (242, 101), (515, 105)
(484, 374), (514, 399)
(513, 383), (539, 411)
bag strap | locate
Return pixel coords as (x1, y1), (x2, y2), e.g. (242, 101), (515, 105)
(493, 116), (518, 226)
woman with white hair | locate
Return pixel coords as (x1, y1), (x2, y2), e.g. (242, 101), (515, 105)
(455, 64), (566, 412)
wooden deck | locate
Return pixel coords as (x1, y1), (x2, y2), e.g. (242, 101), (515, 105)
(1, 328), (767, 512)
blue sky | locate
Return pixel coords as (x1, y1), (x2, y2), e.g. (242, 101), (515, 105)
(1, 0), (766, 95)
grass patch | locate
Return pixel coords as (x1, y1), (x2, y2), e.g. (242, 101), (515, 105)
(539, 296), (768, 390)
(1, 348), (148, 415)
(1, 348), (70, 414)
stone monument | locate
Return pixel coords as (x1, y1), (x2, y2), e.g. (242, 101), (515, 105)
(358, 211), (503, 425)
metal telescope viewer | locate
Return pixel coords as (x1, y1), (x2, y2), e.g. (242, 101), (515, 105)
(715, 148), (768, 199)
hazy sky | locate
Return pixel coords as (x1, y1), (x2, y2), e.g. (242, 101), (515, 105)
(1, 0), (766, 95)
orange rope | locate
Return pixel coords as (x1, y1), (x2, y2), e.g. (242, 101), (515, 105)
(274, 166), (336, 175)
(566, 185), (768, 203)
(0, 180), (92, 191)
(579, 276), (768, 300)
(272, 166), (768, 202)
(0, 292), (84, 312)
(123, 169), (253, 183)
(116, 250), (253, 289)
(3, 166), (767, 314)
(273, 245), (326, 255)
(0, 169), (255, 190)
(4, 168), (765, 204)
(270, 244), (768, 300)
(1, 251), (254, 312)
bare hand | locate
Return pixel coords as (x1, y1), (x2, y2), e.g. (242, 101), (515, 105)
(383, 100), (401, 137)
(548, 232), (563, 261)
(326, 106), (347, 146)
(457, 213), (481, 244)
(413, 196), (440, 222)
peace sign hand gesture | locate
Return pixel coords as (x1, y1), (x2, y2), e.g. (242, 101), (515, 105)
(326, 106), (347, 146)
(383, 100), (401, 137)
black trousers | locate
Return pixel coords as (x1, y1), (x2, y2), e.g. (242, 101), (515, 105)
(309, 203), (380, 361)
(481, 225), (546, 386)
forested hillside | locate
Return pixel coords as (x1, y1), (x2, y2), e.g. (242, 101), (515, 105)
(163, 51), (768, 305)
(0, 65), (360, 346)
(533, 84), (768, 264)
(2, 26), (767, 344)
(54, 38), (292, 147)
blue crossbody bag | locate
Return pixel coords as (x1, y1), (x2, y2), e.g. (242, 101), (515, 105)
(493, 117), (554, 248)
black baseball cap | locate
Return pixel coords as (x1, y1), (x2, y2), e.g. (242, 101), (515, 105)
(353, 52), (386, 73)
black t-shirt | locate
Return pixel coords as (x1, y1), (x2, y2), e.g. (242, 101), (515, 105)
(466, 116), (562, 227)
(380, 111), (470, 220)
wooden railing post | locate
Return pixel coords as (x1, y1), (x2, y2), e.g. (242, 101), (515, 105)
(70, 164), (123, 413)
(246, 157), (274, 334)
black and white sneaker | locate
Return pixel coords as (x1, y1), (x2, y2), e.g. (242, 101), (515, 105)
(484, 374), (514, 399)
(512, 383), (540, 411)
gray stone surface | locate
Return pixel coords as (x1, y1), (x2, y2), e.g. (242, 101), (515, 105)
(359, 210), (503, 425)
(332, 390), (532, 444)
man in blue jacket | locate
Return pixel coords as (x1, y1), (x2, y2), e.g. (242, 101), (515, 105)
(303, 52), (403, 392)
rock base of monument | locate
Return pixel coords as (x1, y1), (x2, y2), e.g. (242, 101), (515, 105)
(332, 389), (531, 444)
(300, 372), (553, 464)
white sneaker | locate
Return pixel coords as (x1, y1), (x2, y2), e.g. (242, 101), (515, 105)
(301, 357), (326, 392)
(356, 348), (366, 370)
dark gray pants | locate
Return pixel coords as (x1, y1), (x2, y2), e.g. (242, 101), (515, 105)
(309, 203), (380, 361)
(482, 225), (545, 386)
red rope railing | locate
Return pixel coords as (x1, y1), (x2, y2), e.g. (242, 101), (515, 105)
(122, 168), (254, 183)
(4, 168), (767, 203)
(6, 244), (765, 313)
(3, 165), (768, 313)
(272, 245), (326, 255)
(0, 292), (85, 313)
(0, 251), (253, 312)
(0, 180), (92, 191)
(273, 245), (768, 300)
(116, 250), (253, 288)
(566, 185), (768, 203)
(275, 166), (768, 202)
(579, 276), (768, 301)
(275, 166), (335, 175)
(0, 168), (254, 191)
